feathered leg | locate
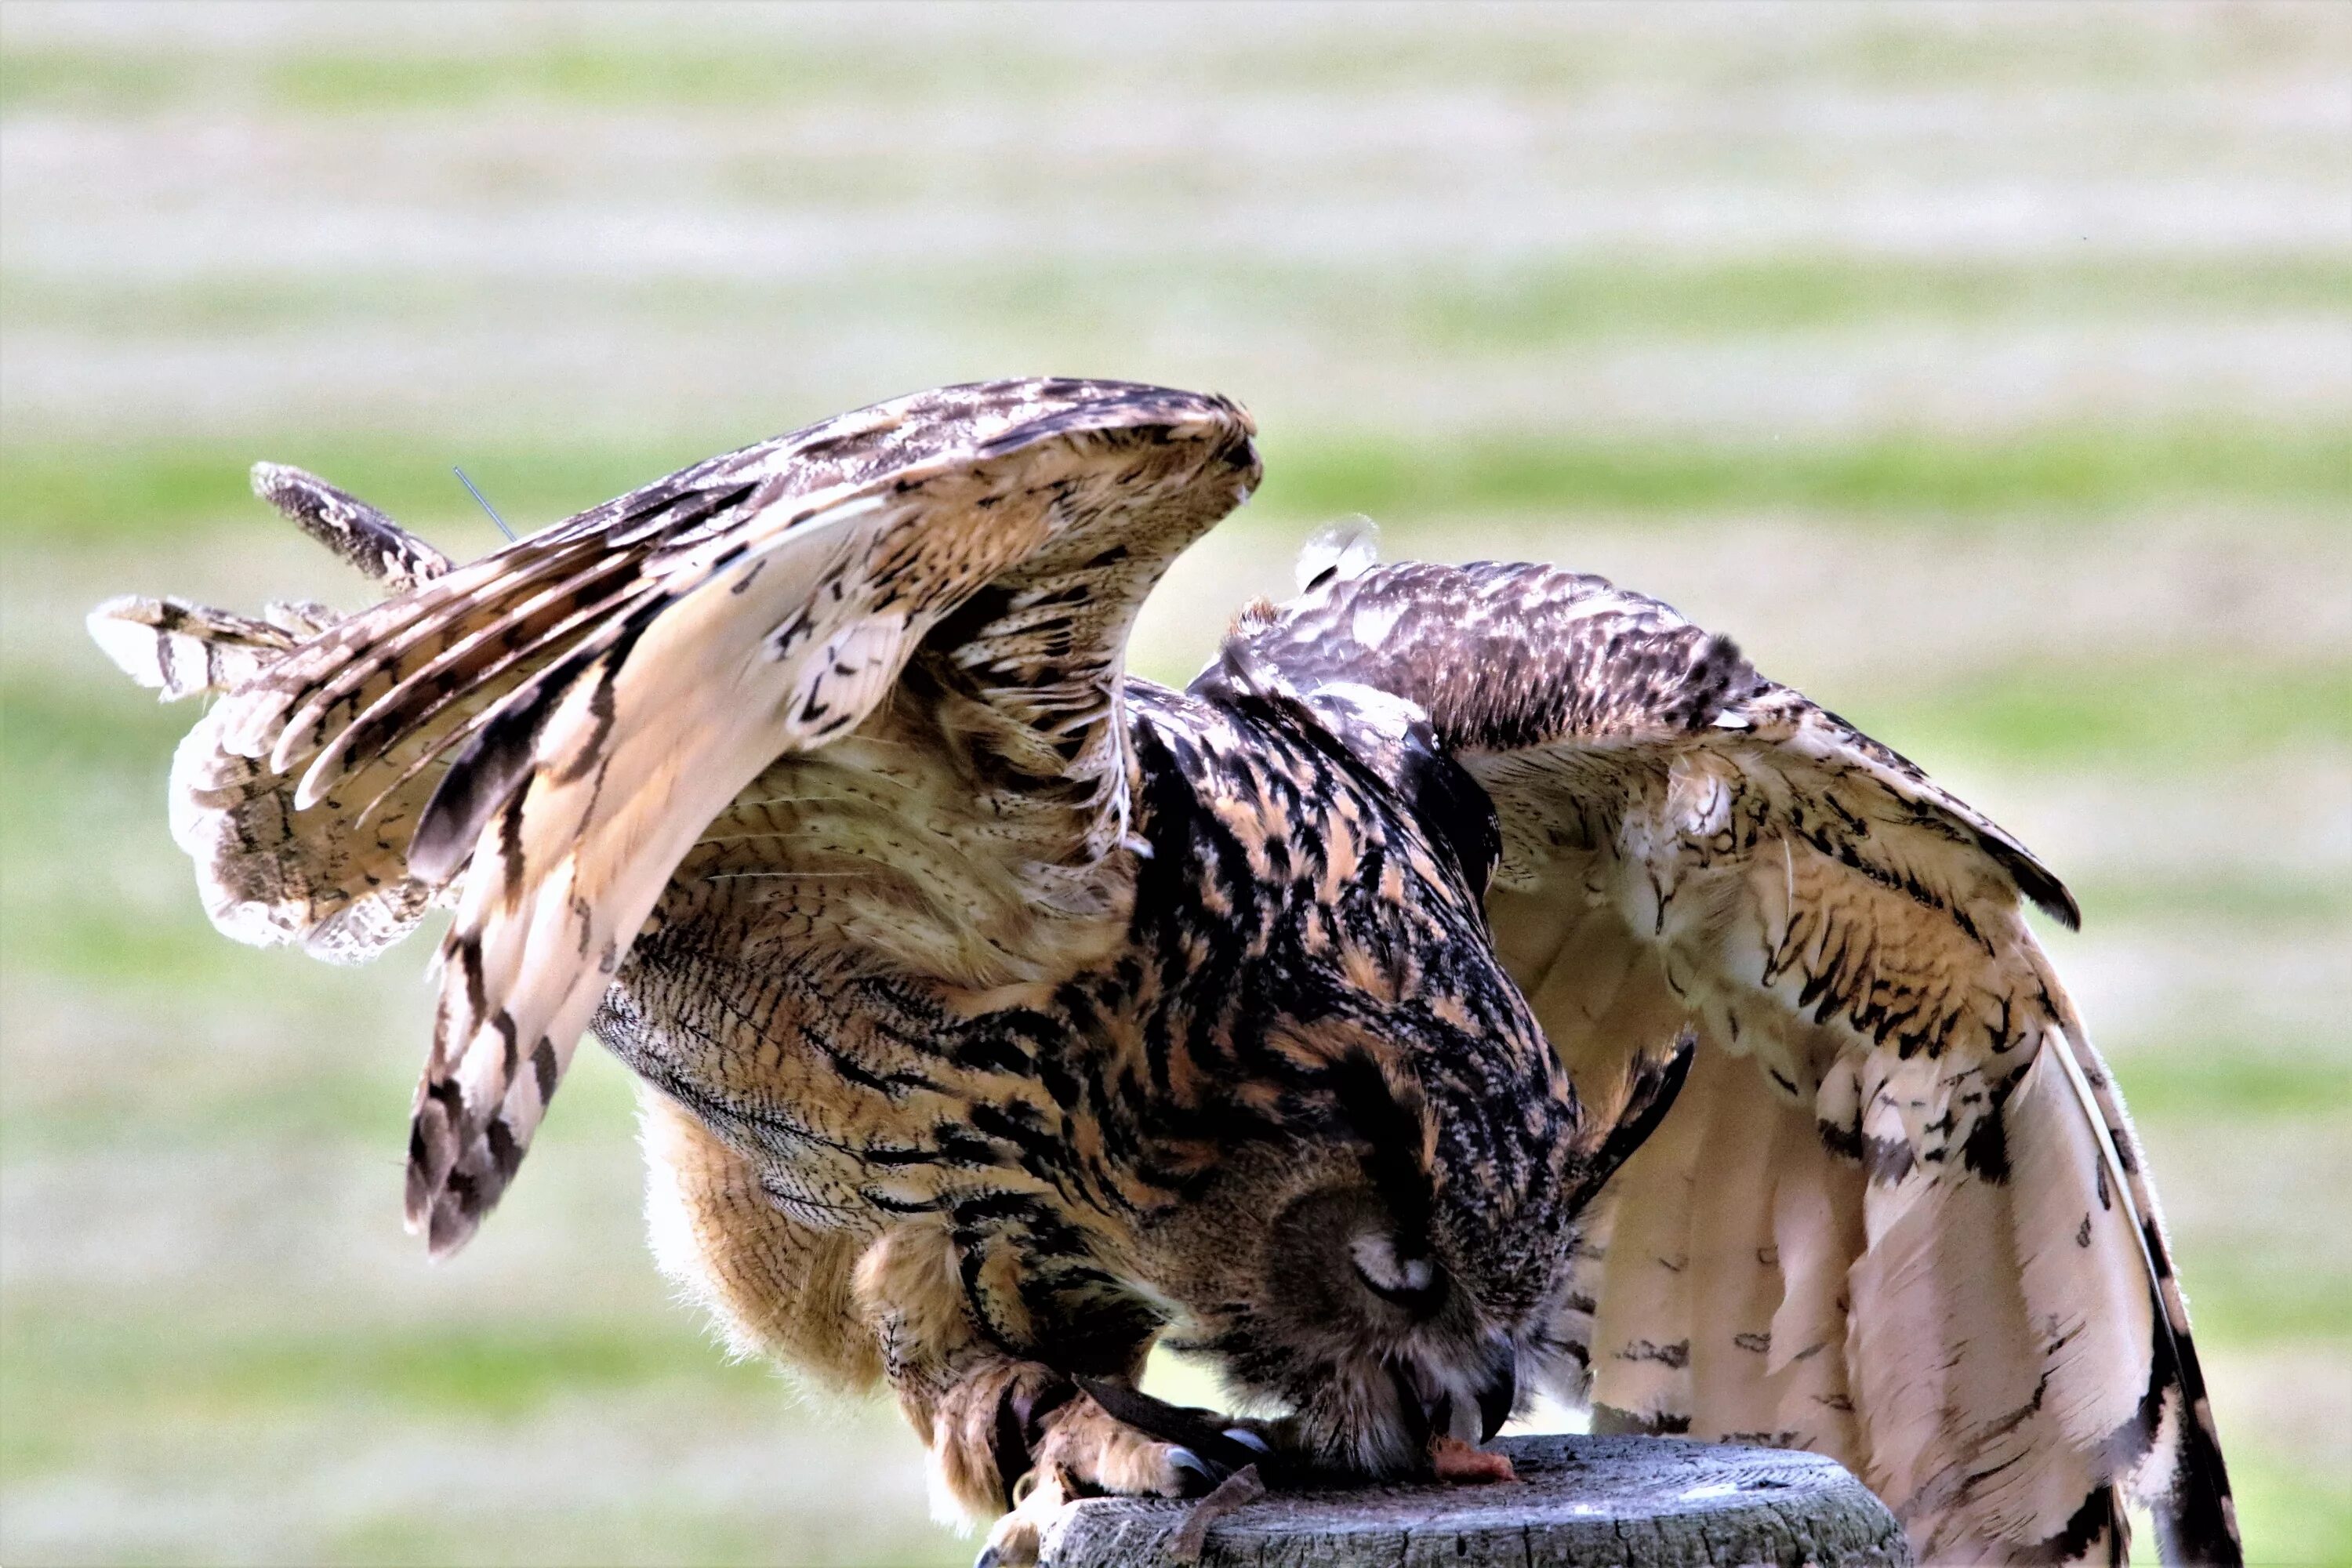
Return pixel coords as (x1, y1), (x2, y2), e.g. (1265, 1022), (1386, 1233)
(851, 1222), (1238, 1567)
(638, 1092), (881, 1388)
(645, 1096), (1220, 1555)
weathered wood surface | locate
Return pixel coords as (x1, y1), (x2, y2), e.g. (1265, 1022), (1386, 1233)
(1038, 1433), (1911, 1567)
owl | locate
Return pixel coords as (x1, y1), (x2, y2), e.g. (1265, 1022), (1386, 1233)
(89, 379), (2236, 1566)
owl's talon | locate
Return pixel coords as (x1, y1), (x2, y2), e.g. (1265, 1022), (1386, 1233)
(1076, 1376), (1287, 1484)
(1167, 1444), (1220, 1494)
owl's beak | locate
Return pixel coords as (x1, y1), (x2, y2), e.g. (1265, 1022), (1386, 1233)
(1074, 1326), (1520, 1492)
(1390, 1330), (1519, 1454)
(1476, 1348), (1518, 1442)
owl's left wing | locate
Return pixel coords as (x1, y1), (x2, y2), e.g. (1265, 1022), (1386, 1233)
(1216, 556), (2236, 1566)
(116, 379), (1258, 1255)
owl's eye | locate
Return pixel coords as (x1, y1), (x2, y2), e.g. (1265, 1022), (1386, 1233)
(1348, 1230), (1446, 1314)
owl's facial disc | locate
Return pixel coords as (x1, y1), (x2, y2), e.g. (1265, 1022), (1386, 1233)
(1153, 1174), (1534, 1477)
(1265, 1187), (1525, 1472)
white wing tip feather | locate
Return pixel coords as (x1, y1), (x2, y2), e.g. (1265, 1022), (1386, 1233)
(85, 598), (179, 693)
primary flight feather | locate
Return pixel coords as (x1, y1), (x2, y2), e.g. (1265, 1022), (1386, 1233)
(89, 378), (2235, 1566)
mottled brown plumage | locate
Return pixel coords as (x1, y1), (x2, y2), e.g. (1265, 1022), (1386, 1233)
(89, 379), (2235, 1567)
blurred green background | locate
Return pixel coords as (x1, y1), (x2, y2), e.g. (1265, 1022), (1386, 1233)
(2, 3), (2345, 1563)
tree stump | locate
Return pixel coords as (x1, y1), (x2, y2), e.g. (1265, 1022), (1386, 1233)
(1038, 1433), (1911, 1567)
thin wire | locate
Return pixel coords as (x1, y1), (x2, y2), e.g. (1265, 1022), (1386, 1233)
(453, 466), (517, 541)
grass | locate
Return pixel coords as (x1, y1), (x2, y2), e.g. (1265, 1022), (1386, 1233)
(1832, 657), (2352, 771)
(4, 420), (2346, 551)
(1256, 422), (2352, 527)
(0, 1316), (768, 1430)
(2159, 1237), (2352, 1348)
(0, 1293), (966, 1564)
(2229, 1456), (2352, 1567)
(0, 437), (716, 549)
(312, 1512), (963, 1568)
(2111, 1045), (2351, 1123)
(0, 41), (1048, 117)
(10, 254), (2348, 340)
(4, 9), (2338, 116)
(2074, 873), (2352, 930)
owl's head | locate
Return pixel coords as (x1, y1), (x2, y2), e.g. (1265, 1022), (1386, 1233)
(1139, 1032), (1692, 1477)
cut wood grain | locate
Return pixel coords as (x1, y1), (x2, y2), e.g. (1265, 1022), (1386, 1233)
(1039, 1434), (1909, 1567)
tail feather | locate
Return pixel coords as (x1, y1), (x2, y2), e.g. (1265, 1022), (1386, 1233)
(235, 532), (614, 774)
(1849, 1072), (2121, 1563)
(1586, 1040), (1865, 1461)
(253, 471), (765, 783)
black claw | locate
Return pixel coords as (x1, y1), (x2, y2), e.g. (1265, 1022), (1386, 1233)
(990, 1397), (1032, 1512)
(990, 1374), (1075, 1511)
(1222, 1426), (1272, 1457)
(972, 1550), (1001, 1568)
(1167, 1444), (1221, 1496)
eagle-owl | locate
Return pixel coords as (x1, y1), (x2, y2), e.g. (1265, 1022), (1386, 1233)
(89, 380), (2237, 1566)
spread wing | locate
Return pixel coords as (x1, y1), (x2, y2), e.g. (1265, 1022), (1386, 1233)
(1219, 555), (2237, 1566)
(124, 379), (1258, 1254)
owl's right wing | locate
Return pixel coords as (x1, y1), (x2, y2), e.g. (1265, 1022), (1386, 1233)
(92, 379), (1260, 1255)
(1217, 555), (2237, 1567)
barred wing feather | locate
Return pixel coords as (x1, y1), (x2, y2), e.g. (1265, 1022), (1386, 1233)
(93, 379), (1260, 1257)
